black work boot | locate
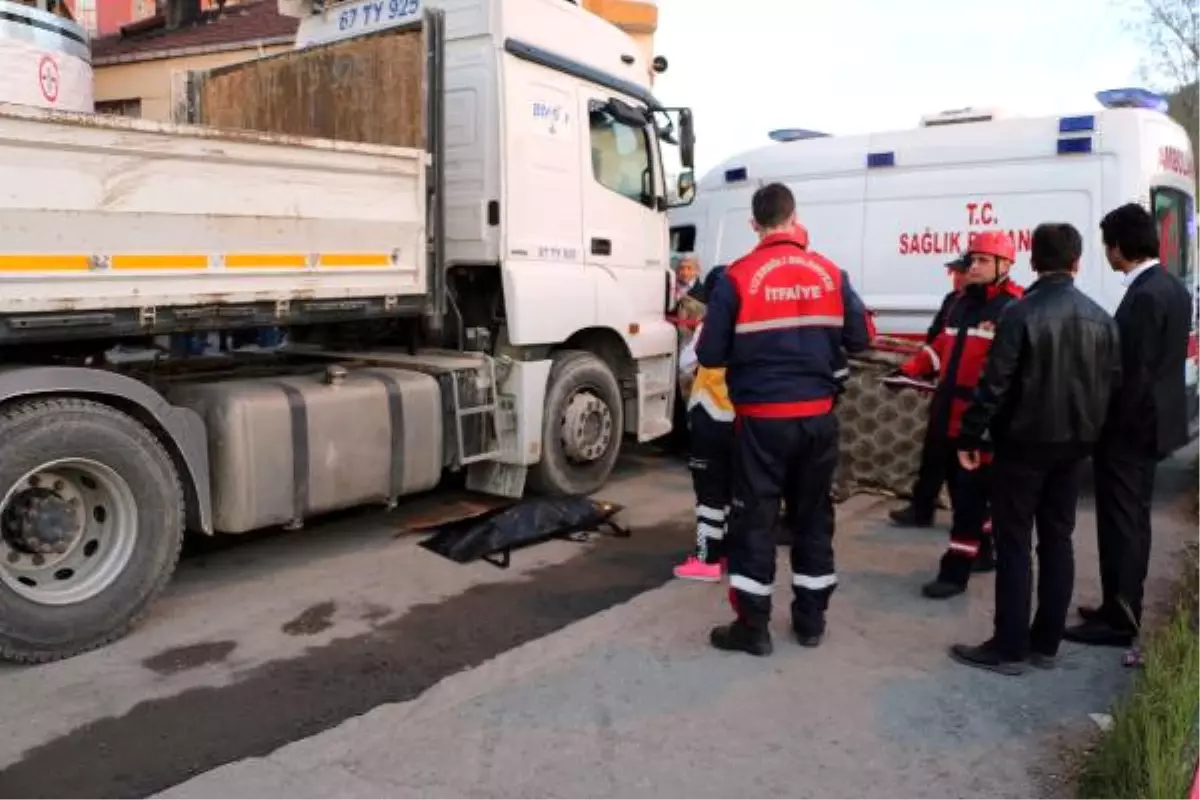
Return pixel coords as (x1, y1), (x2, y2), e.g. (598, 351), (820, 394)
(710, 619), (773, 656)
(793, 623), (825, 648)
(971, 538), (995, 573)
(889, 505), (934, 528)
(921, 578), (967, 599)
(926, 549), (972, 599)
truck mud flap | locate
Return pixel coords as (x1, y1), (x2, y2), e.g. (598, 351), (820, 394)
(418, 497), (628, 568)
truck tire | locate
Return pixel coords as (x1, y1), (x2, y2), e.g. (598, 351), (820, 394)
(528, 350), (624, 496)
(0, 398), (184, 663)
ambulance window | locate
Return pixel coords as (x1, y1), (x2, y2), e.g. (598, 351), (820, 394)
(589, 107), (653, 208)
(671, 225), (695, 254)
(1152, 187), (1193, 282)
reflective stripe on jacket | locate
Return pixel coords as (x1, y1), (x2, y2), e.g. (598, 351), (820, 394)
(901, 278), (1025, 437)
(695, 231), (872, 418)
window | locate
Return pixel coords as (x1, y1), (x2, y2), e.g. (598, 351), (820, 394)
(95, 98), (143, 118)
(1152, 187), (1193, 283)
(589, 106), (652, 207)
(670, 224), (696, 255)
(71, 0), (97, 35)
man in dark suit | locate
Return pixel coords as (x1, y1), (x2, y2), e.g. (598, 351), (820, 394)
(1066, 202), (1195, 647)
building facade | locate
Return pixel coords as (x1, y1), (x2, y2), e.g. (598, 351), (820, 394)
(90, 0), (295, 120)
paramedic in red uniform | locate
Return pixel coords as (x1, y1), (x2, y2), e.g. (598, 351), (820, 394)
(695, 182), (872, 656)
(889, 254), (971, 528)
(892, 231), (1024, 599)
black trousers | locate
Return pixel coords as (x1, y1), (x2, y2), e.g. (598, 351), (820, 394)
(726, 413), (839, 635)
(1093, 440), (1157, 630)
(937, 445), (992, 585)
(991, 450), (1086, 659)
(688, 405), (734, 564)
(910, 428), (949, 521)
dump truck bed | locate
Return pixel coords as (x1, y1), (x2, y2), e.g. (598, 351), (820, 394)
(0, 102), (428, 322)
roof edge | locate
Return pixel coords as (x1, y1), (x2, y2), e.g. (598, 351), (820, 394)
(93, 34), (295, 65)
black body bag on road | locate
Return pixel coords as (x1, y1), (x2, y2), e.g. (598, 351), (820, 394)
(418, 496), (628, 568)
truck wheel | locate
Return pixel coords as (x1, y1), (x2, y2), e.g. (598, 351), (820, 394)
(0, 398), (184, 663)
(528, 350), (624, 496)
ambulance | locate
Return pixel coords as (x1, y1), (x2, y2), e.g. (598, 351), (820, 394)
(670, 87), (1199, 425)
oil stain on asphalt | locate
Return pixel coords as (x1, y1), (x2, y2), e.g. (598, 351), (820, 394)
(281, 601), (338, 636)
(0, 517), (692, 799)
(142, 641), (239, 677)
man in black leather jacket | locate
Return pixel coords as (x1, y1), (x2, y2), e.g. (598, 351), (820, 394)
(948, 223), (1121, 676)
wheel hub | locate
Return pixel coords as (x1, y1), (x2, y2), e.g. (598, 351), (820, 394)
(560, 391), (614, 463)
(0, 460), (138, 607)
(2, 483), (81, 556)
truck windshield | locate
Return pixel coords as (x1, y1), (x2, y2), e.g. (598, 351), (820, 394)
(1151, 186), (1194, 284)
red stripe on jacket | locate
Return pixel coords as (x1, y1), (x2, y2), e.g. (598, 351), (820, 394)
(900, 279), (1024, 437)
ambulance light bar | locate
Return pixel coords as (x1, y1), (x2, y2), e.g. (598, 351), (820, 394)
(724, 167), (748, 183)
(768, 129), (830, 143)
(1095, 88), (1169, 114)
(1058, 115), (1095, 133)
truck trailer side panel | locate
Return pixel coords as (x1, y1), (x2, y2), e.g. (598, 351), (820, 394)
(0, 102), (428, 317)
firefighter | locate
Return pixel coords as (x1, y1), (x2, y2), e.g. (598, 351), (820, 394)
(674, 266), (735, 582)
(696, 183), (872, 656)
(888, 254), (971, 528)
(892, 231), (1024, 599)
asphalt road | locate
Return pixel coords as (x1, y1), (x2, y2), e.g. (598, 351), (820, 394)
(0, 447), (696, 798)
(0, 445), (1194, 799)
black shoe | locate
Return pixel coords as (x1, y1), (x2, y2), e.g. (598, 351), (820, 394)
(710, 620), (773, 656)
(1063, 619), (1135, 648)
(889, 506), (934, 528)
(1077, 604), (1132, 627)
(948, 641), (1027, 676)
(922, 579), (967, 599)
(1028, 652), (1058, 670)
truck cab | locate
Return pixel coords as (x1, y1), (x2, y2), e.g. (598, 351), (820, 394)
(280, 0), (699, 493)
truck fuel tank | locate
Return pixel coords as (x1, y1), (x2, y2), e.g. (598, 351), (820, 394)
(167, 365), (444, 534)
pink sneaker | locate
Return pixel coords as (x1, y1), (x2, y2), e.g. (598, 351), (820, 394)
(673, 556), (723, 582)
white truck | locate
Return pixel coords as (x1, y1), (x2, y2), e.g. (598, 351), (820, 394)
(0, 0), (696, 662)
(670, 88), (1198, 425)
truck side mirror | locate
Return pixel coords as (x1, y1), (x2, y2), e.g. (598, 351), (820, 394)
(679, 108), (695, 169)
(674, 170), (696, 206)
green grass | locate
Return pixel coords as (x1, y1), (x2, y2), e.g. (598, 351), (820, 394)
(1078, 541), (1199, 799)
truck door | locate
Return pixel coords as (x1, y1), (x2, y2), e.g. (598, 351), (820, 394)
(579, 92), (666, 320)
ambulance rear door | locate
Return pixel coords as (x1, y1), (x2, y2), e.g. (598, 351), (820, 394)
(1139, 112), (1198, 429)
